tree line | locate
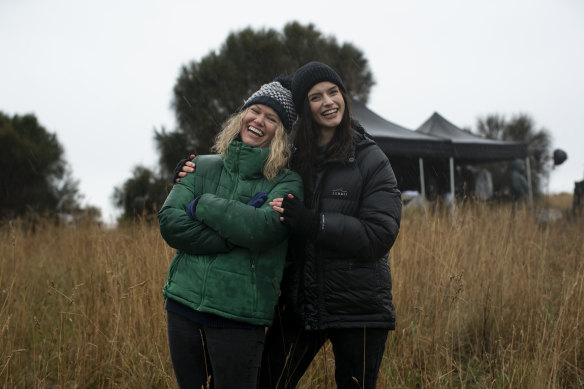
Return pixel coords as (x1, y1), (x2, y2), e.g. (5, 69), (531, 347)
(1, 22), (553, 222)
(0, 112), (99, 222)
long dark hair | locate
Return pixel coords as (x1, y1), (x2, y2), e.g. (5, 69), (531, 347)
(290, 90), (356, 177)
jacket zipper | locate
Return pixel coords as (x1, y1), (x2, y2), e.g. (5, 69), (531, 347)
(311, 164), (328, 329)
(230, 142), (241, 200)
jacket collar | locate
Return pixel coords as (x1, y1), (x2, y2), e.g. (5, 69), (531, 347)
(224, 140), (269, 179)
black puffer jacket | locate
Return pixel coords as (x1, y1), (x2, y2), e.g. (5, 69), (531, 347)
(281, 125), (402, 330)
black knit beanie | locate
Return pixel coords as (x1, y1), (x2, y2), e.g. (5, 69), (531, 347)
(241, 76), (297, 133)
(291, 61), (346, 112)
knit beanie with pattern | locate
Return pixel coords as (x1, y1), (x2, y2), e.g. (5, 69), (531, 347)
(291, 61), (346, 112)
(241, 76), (297, 133)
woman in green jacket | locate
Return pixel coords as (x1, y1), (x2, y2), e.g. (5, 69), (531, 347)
(158, 76), (302, 389)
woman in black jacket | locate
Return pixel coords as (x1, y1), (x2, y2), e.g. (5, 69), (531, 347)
(260, 61), (402, 389)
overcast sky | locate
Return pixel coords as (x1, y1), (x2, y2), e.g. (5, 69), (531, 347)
(2, 0), (583, 224)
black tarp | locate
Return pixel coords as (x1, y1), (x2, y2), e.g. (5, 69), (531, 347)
(352, 99), (452, 158)
(352, 99), (528, 162)
(352, 101), (530, 196)
(416, 112), (528, 162)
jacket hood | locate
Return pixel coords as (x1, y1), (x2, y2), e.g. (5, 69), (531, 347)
(353, 123), (377, 150)
(512, 158), (525, 172)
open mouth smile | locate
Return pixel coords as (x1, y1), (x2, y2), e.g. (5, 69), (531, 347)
(322, 109), (338, 117)
(247, 125), (264, 137)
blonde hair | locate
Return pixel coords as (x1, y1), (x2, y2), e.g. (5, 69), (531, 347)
(211, 109), (291, 180)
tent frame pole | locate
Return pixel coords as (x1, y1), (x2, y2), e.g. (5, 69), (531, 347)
(525, 157), (533, 206)
(419, 158), (426, 199)
(450, 157), (456, 225)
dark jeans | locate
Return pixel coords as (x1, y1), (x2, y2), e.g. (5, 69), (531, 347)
(167, 310), (265, 389)
(258, 306), (389, 389)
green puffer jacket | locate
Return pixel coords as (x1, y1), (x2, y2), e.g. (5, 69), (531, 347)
(159, 141), (303, 327)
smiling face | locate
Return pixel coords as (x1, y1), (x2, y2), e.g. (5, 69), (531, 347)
(240, 104), (280, 148)
(307, 81), (345, 132)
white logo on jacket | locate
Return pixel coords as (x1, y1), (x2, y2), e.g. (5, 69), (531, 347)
(331, 188), (348, 197)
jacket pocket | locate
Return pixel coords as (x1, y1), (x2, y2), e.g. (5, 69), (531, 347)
(164, 252), (184, 290)
(324, 259), (389, 315)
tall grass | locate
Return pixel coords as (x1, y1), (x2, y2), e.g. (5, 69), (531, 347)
(1, 198), (582, 388)
(0, 217), (175, 388)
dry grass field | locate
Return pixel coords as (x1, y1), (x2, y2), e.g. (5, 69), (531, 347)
(1, 195), (582, 388)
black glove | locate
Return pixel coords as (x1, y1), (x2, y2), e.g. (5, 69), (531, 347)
(172, 158), (189, 184)
(281, 196), (319, 239)
(172, 153), (195, 184)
